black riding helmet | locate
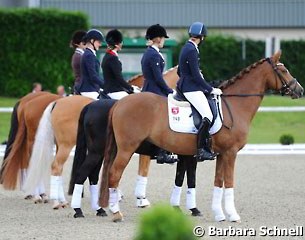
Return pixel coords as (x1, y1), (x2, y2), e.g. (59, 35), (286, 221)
(145, 24), (169, 40)
(106, 29), (123, 46)
(70, 30), (87, 48)
(83, 29), (104, 43)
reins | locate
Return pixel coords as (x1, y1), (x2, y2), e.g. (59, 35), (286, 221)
(218, 57), (295, 130)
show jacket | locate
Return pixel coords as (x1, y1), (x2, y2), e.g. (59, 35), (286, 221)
(102, 50), (133, 94)
(78, 48), (104, 92)
(177, 41), (213, 94)
(141, 46), (173, 97)
(71, 48), (84, 92)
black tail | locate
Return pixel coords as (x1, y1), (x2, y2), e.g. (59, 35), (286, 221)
(68, 105), (89, 195)
(99, 106), (117, 208)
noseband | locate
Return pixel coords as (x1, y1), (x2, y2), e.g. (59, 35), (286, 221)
(266, 58), (298, 97)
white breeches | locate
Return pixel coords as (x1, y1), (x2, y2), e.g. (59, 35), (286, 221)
(108, 91), (129, 100)
(184, 91), (213, 122)
(80, 91), (99, 100)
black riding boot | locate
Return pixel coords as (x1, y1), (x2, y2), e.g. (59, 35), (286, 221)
(156, 149), (178, 164)
(196, 118), (217, 161)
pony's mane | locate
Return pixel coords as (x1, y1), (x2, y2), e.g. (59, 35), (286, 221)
(127, 73), (143, 83)
(163, 65), (178, 75)
(218, 58), (267, 89)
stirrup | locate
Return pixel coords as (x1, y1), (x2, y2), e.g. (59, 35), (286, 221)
(196, 148), (216, 161)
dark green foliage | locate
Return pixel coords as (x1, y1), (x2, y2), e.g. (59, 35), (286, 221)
(279, 134), (295, 145)
(173, 34), (304, 88)
(134, 204), (196, 240)
(0, 8), (89, 97)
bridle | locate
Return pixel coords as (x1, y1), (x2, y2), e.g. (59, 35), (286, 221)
(219, 57), (298, 129)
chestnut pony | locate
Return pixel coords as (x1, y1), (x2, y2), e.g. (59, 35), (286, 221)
(0, 92), (61, 196)
(23, 67), (178, 209)
(99, 51), (304, 222)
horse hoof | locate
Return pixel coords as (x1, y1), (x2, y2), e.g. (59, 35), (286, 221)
(215, 215), (226, 222)
(173, 206), (182, 212)
(136, 198), (150, 208)
(190, 208), (203, 217)
(60, 201), (69, 208)
(96, 208), (107, 217)
(52, 201), (61, 210)
(40, 194), (49, 203)
(229, 214), (241, 223)
(112, 212), (123, 222)
(24, 195), (33, 200)
(74, 213), (85, 218)
(33, 197), (42, 204)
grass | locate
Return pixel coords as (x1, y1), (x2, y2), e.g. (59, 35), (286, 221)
(0, 95), (304, 144)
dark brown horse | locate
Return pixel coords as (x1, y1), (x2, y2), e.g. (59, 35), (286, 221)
(99, 51), (304, 222)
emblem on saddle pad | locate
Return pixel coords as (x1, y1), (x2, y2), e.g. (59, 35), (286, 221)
(171, 107), (179, 115)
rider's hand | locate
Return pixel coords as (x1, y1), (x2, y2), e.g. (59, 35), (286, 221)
(211, 88), (222, 95)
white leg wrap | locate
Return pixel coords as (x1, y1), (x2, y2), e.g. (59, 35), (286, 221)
(57, 177), (66, 202)
(20, 169), (27, 191)
(90, 184), (100, 211)
(224, 188), (241, 222)
(38, 181), (46, 195)
(170, 185), (182, 206)
(71, 184), (83, 209)
(212, 186), (226, 222)
(134, 175), (147, 198)
(186, 188), (196, 210)
(50, 175), (60, 200)
(109, 188), (120, 213)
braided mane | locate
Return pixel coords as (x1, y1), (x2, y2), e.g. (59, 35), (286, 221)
(218, 58), (267, 89)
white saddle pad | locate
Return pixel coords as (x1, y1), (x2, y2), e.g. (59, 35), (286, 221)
(167, 94), (223, 135)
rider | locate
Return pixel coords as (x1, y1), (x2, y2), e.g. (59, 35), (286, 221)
(176, 21), (222, 161)
(102, 29), (134, 100)
(70, 30), (87, 94)
(141, 24), (175, 164)
(77, 29), (105, 100)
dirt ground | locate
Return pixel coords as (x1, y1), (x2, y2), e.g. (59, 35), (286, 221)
(0, 154), (304, 240)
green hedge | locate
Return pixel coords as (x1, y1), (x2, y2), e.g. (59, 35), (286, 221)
(0, 8), (89, 97)
(173, 35), (305, 88)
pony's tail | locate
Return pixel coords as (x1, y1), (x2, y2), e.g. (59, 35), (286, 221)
(68, 105), (89, 195)
(1, 106), (27, 190)
(99, 107), (117, 208)
(23, 101), (56, 195)
(0, 101), (19, 184)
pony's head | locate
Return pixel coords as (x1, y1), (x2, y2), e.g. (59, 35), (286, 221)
(268, 50), (304, 99)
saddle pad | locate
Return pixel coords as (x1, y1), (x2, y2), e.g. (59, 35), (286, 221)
(167, 94), (223, 135)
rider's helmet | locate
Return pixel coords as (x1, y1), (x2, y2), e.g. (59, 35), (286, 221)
(188, 22), (208, 38)
(83, 29), (104, 42)
(145, 24), (169, 40)
(70, 30), (86, 48)
(106, 29), (123, 46)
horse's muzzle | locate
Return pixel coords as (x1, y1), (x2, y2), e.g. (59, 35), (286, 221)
(289, 81), (304, 99)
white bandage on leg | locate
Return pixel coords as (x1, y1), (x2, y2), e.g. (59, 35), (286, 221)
(38, 181), (46, 195)
(20, 169), (27, 191)
(50, 175), (60, 200)
(212, 186), (226, 222)
(57, 177), (67, 203)
(186, 188), (196, 209)
(109, 188), (120, 213)
(224, 188), (241, 222)
(71, 184), (83, 209)
(170, 185), (182, 206)
(89, 184), (100, 211)
(134, 175), (147, 198)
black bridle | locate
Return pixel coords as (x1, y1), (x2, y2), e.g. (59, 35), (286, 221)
(219, 57), (298, 129)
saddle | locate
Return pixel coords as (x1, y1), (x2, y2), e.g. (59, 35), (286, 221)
(167, 89), (223, 135)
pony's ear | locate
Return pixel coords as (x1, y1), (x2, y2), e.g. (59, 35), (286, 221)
(272, 50), (282, 62)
